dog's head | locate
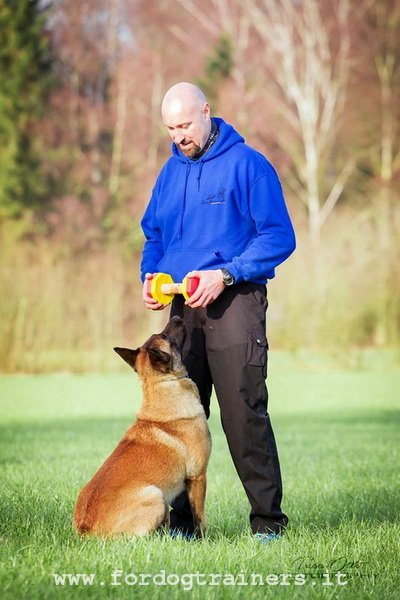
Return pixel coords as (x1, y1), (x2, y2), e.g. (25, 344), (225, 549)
(114, 316), (186, 376)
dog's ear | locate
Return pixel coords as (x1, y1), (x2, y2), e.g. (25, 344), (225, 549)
(114, 347), (140, 370)
(147, 346), (171, 373)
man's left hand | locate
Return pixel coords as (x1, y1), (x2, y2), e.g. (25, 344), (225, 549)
(185, 270), (225, 308)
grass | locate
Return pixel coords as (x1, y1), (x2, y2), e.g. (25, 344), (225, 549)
(0, 355), (399, 599)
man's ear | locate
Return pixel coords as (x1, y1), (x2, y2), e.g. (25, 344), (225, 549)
(147, 346), (171, 372)
(114, 347), (140, 371)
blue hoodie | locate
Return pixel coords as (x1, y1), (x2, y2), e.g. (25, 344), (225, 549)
(140, 118), (296, 284)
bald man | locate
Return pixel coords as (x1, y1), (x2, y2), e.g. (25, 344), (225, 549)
(140, 82), (296, 542)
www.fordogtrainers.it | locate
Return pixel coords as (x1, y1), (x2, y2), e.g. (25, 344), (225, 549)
(52, 569), (348, 590)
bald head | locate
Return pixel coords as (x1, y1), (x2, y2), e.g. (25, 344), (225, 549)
(161, 82), (211, 157)
(162, 82), (207, 118)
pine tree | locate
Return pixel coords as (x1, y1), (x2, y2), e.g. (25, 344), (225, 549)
(197, 35), (233, 109)
(0, 0), (52, 219)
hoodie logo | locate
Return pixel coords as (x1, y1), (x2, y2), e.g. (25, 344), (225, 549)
(202, 187), (226, 205)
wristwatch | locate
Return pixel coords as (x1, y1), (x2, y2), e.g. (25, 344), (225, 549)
(221, 268), (235, 286)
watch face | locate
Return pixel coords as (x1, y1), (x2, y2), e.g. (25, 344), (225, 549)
(222, 270), (234, 285)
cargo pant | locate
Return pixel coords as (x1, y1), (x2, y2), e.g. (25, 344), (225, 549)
(170, 282), (288, 535)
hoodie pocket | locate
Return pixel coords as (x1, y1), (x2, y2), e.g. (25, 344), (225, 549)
(157, 248), (224, 278)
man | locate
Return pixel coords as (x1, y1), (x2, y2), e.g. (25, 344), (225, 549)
(140, 82), (296, 542)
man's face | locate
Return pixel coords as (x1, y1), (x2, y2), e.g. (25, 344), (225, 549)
(162, 100), (211, 158)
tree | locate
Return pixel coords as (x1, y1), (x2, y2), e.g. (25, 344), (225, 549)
(197, 34), (233, 108)
(359, 0), (400, 345)
(366, 0), (400, 229)
(242, 0), (353, 244)
(0, 0), (52, 219)
(172, 0), (254, 128)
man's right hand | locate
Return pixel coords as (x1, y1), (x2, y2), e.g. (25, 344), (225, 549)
(142, 273), (167, 311)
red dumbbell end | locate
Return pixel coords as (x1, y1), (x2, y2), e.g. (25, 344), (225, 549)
(186, 276), (200, 297)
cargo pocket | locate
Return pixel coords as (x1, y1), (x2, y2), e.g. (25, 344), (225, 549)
(247, 330), (268, 376)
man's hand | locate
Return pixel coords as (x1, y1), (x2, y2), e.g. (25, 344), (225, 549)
(142, 273), (167, 311)
(185, 270), (225, 308)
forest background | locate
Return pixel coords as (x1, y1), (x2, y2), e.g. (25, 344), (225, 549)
(1, 0), (399, 373)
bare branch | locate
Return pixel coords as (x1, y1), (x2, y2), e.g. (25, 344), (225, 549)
(168, 25), (192, 46)
(284, 173), (309, 207)
(174, 0), (220, 36)
(319, 158), (356, 226)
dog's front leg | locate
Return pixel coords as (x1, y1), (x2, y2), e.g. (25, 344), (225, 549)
(186, 474), (207, 537)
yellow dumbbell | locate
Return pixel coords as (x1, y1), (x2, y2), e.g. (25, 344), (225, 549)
(145, 273), (200, 305)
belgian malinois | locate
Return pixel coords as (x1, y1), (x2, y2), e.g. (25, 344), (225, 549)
(73, 316), (211, 537)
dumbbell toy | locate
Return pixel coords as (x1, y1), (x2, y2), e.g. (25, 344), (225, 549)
(145, 273), (200, 305)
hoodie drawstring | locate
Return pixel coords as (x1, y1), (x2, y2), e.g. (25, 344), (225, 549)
(197, 160), (205, 191)
(179, 160), (205, 238)
(179, 162), (191, 239)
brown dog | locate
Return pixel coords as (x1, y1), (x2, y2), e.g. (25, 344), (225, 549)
(73, 316), (211, 537)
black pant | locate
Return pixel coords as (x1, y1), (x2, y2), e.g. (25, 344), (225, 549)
(170, 282), (288, 535)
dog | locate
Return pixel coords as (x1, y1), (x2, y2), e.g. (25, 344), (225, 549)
(73, 316), (211, 537)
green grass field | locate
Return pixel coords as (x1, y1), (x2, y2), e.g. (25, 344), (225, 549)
(1, 354), (399, 599)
